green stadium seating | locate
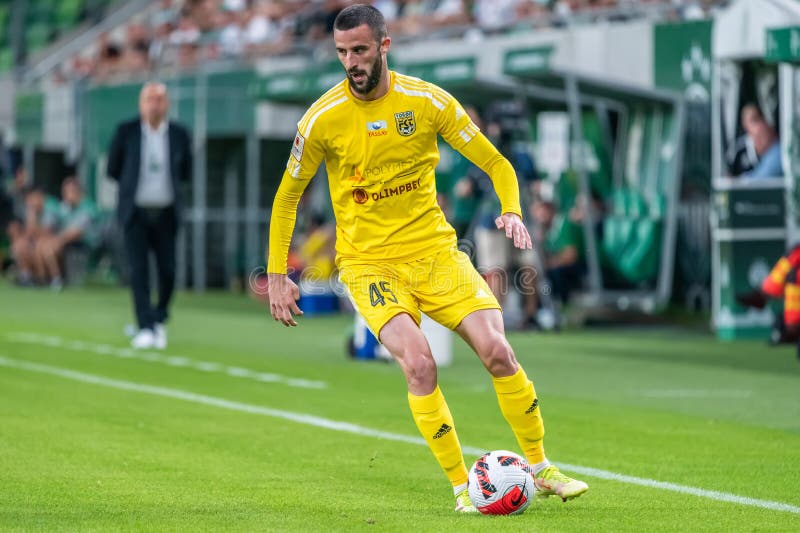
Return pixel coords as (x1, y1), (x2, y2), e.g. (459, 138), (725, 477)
(56, 0), (83, 31)
(25, 0), (54, 25)
(602, 216), (635, 269)
(601, 188), (664, 285)
(25, 23), (52, 53)
(0, 46), (13, 71)
(617, 218), (662, 283)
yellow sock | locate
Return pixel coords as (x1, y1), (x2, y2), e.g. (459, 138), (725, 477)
(492, 367), (546, 464)
(408, 386), (468, 488)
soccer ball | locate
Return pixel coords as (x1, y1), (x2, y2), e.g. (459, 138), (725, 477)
(467, 450), (533, 515)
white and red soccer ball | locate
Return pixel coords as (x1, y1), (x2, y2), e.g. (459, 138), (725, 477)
(467, 450), (533, 515)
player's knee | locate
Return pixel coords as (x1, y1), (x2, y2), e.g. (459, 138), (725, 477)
(401, 348), (437, 389)
(482, 335), (517, 376)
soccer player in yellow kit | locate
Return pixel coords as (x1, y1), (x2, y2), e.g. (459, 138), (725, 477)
(267, 4), (588, 512)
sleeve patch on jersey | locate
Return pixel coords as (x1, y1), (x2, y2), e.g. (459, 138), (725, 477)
(291, 131), (305, 162)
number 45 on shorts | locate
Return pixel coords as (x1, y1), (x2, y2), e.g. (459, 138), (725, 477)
(369, 281), (398, 307)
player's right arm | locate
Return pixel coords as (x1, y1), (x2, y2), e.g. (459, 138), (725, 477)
(430, 87), (531, 250)
(267, 127), (325, 327)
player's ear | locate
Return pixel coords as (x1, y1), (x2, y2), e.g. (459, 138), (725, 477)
(380, 36), (391, 55)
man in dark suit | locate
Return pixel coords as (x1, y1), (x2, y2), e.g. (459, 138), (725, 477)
(107, 81), (192, 349)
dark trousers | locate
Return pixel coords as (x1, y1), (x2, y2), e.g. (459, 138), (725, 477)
(123, 206), (177, 330)
(547, 262), (584, 305)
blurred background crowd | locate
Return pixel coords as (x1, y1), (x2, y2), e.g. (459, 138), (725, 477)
(26, 0), (726, 82)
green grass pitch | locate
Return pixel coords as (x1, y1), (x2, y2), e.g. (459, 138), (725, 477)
(0, 282), (799, 531)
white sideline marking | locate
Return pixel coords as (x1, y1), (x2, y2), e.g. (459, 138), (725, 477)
(6, 332), (326, 390)
(639, 389), (752, 399)
(0, 356), (798, 516)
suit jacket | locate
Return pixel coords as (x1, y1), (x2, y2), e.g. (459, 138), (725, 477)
(106, 117), (192, 226)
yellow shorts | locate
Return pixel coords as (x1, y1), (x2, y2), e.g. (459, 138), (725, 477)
(338, 246), (501, 338)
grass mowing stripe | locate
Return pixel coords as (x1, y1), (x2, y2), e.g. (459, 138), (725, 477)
(6, 332), (327, 389)
(2, 354), (799, 516)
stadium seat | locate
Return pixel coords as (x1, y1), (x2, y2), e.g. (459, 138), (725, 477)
(617, 218), (662, 283)
(601, 188), (664, 285)
(56, 0), (84, 32)
(601, 216), (635, 269)
(0, 5), (9, 33)
(0, 47), (12, 71)
(25, 23), (52, 54)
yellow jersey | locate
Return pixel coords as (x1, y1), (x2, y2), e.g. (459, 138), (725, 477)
(268, 70), (521, 274)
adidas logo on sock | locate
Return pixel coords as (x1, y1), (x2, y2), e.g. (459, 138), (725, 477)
(432, 423), (452, 439)
(525, 398), (539, 414)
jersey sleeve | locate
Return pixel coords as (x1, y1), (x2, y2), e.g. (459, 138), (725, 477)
(431, 87), (481, 151)
(267, 123), (325, 275)
(431, 87), (522, 218)
(457, 133), (522, 218)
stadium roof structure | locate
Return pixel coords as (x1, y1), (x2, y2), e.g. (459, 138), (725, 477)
(713, 0), (800, 60)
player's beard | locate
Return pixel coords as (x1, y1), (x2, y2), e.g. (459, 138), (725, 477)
(348, 52), (383, 95)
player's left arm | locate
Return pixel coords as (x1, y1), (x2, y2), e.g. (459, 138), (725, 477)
(433, 90), (531, 249)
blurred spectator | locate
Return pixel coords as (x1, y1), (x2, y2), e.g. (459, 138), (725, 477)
(0, 160), (21, 270)
(568, 190), (604, 244)
(125, 39), (152, 73)
(93, 33), (125, 81)
(740, 104), (782, 179)
(149, 22), (176, 64)
(243, 1), (293, 55)
(126, 22), (151, 51)
(471, 104), (540, 316)
(8, 187), (53, 286)
(473, 0), (523, 33)
(468, 112), (513, 305)
(223, 0), (248, 11)
(218, 8), (245, 57)
(530, 182), (584, 306)
(170, 16), (202, 46)
(429, 0), (470, 29)
(450, 168), (480, 239)
(177, 42), (201, 68)
(150, 0), (181, 28)
(297, 214), (337, 284)
(188, 0), (222, 32)
(6, 167), (30, 223)
(373, 0), (400, 23)
(305, 0), (350, 42)
(36, 177), (100, 290)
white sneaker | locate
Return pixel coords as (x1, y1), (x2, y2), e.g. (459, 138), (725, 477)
(131, 329), (155, 349)
(154, 323), (167, 350)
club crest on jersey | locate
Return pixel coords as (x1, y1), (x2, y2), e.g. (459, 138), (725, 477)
(394, 110), (416, 136)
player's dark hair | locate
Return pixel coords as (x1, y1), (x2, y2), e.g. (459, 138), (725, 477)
(333, 4), (387, 43)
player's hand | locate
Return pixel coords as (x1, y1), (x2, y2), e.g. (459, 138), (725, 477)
(495, 212), (532, 250)
(267, 273), (303, 327)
